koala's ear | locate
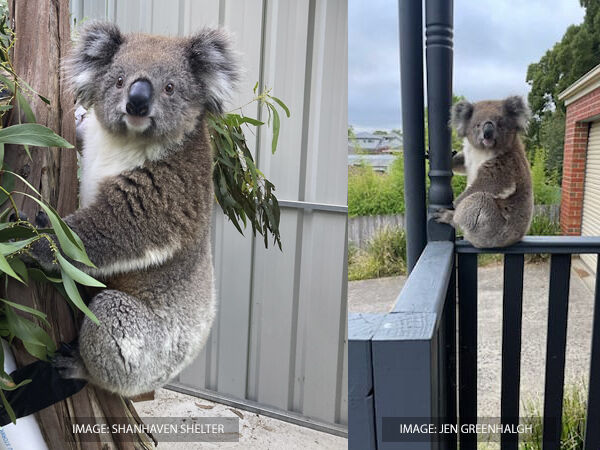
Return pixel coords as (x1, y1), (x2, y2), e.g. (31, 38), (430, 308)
(65, 21), (123, 107)
(187, 29), (240, 114)
(503, 96), (530, 132)
(450, 100), (474, 137)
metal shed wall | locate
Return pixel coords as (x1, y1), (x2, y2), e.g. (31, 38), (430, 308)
(70, 0), (348, 428)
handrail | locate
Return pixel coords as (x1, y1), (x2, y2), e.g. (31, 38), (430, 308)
(391, 240), (454, 317)
(349, 241), (457, 449)
(456, 235), (600, 254)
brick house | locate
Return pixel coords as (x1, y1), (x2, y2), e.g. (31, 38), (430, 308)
(559, 64), (600, 269)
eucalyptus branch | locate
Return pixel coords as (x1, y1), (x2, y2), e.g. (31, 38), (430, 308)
(0, 185), (18, 218)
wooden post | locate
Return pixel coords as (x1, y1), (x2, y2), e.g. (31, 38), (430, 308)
(5, 2), (151, 448)
(398, 0), (427, 273)
(425, 0), (455, 242)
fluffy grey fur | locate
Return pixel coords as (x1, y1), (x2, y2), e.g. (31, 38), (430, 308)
(40, 22), (239, 396)
(434, 96), (533, 248)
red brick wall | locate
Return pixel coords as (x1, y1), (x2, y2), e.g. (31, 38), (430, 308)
(560, 86), (600, 235)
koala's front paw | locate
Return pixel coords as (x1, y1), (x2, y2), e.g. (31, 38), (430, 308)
(28, 237), (58, 271)
(34, 210), (51, 228)
(8, 210), (29, 223)
(433, 208), (455, 225)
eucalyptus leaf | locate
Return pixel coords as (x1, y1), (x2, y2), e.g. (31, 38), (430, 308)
(0, 389), (15, 424)
(60, 270), (100, 325)
(0, 236), (37, 256)
(270, 96), (291, 117)
(270, 105), (280, 154)
(56, 253), (105, 288)
(7, 257), (28, 284)
(0, 253), (23, 283)
(4, 306), (55, 353)
(27, 268), (61, 284)
(17, 193), (94, 267)
(0, 298), (49, 328)
(0, 123), (73, 148)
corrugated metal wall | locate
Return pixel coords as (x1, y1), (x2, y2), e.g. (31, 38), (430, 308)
(70, 0), (348, 427)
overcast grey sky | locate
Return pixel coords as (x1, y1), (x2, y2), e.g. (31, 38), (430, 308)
(349, 0), (586, 131)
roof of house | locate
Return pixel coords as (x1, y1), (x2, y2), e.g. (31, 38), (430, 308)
(559, 63), (600, 106)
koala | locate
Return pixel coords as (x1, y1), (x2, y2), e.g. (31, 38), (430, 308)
(36, 21), (239, 396)
(434, 96), (533, 248)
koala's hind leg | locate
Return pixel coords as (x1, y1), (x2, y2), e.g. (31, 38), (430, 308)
(454, 192), (507, 248)
(60, 289), (176, 397)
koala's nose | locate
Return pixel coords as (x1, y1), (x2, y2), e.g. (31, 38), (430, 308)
(483, 121), (494, 140)
(126, 79), (153, 117)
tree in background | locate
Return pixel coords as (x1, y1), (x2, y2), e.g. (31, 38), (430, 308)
(526, 0), (600, 175)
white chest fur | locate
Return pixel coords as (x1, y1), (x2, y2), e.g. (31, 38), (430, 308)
(462, 139), (495, 186)
(79, 111), (166, 207)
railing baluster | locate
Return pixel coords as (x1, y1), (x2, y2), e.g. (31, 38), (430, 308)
(458, 253), (477, 449)
(500, 254), (525, 450)
(442, 268), (457, 449)
(584, 256), (600, 449)
(542, 254), (572, 450)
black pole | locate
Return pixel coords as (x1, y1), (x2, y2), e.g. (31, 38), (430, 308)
(426, 0), (455, 242)
(399, 0), (427, 273)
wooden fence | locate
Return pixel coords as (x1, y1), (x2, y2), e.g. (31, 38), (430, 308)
(349, 204), (560, 249)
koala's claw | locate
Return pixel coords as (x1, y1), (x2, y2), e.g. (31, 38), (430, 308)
(433, 208), (455, 225)
(8, 211), (29, 223)
(35, 210), (50, 228)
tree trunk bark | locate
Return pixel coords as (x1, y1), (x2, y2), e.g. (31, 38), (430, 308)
(5, 2), (151, 449)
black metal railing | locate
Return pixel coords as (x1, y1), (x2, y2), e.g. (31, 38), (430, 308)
(456, 236), (600, 450)
(349, 237), (600, 449)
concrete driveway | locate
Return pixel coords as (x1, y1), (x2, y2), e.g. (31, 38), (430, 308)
(348, 257), (596, 416)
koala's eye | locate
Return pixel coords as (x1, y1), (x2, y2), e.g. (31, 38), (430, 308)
(476, 123), (481, 128)
(116, 77), (124, 88)
(165, 83), (174, 95)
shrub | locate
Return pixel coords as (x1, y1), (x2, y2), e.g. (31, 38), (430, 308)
(531, 147), (561, 205)
(521, 383), (587, 450)
(348, 226), (407, 280)
(348, 157), (405, 217)
(528, 214), (561, 236)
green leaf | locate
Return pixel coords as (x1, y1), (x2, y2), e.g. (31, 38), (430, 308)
(56, 253), (105, 288)
(0, 236), (38, 256)
(60, 269), (100, 325)
(0, 371), (31, 392)
(0, 225), (39, 241)
(0, 253), (23, 283)
(0, 299), (49, 327)
(5, 170), (42, 196)
(27, 267), (61, 284)
(7, 257), (28, 284)
(270, 105), (280, 154)
(0, 168), (14, 205)
(0, 124), (74, 148)
(22, 341), (48, 361)
(4, 306), (55, 353)
(236, 116), (264, 127)
(17, 193), (94, 267)
(253, 81), (259, 94)
(270, 96), (291, 117)
(0, 389), (16, 424)
(0, 73), (36, 123)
